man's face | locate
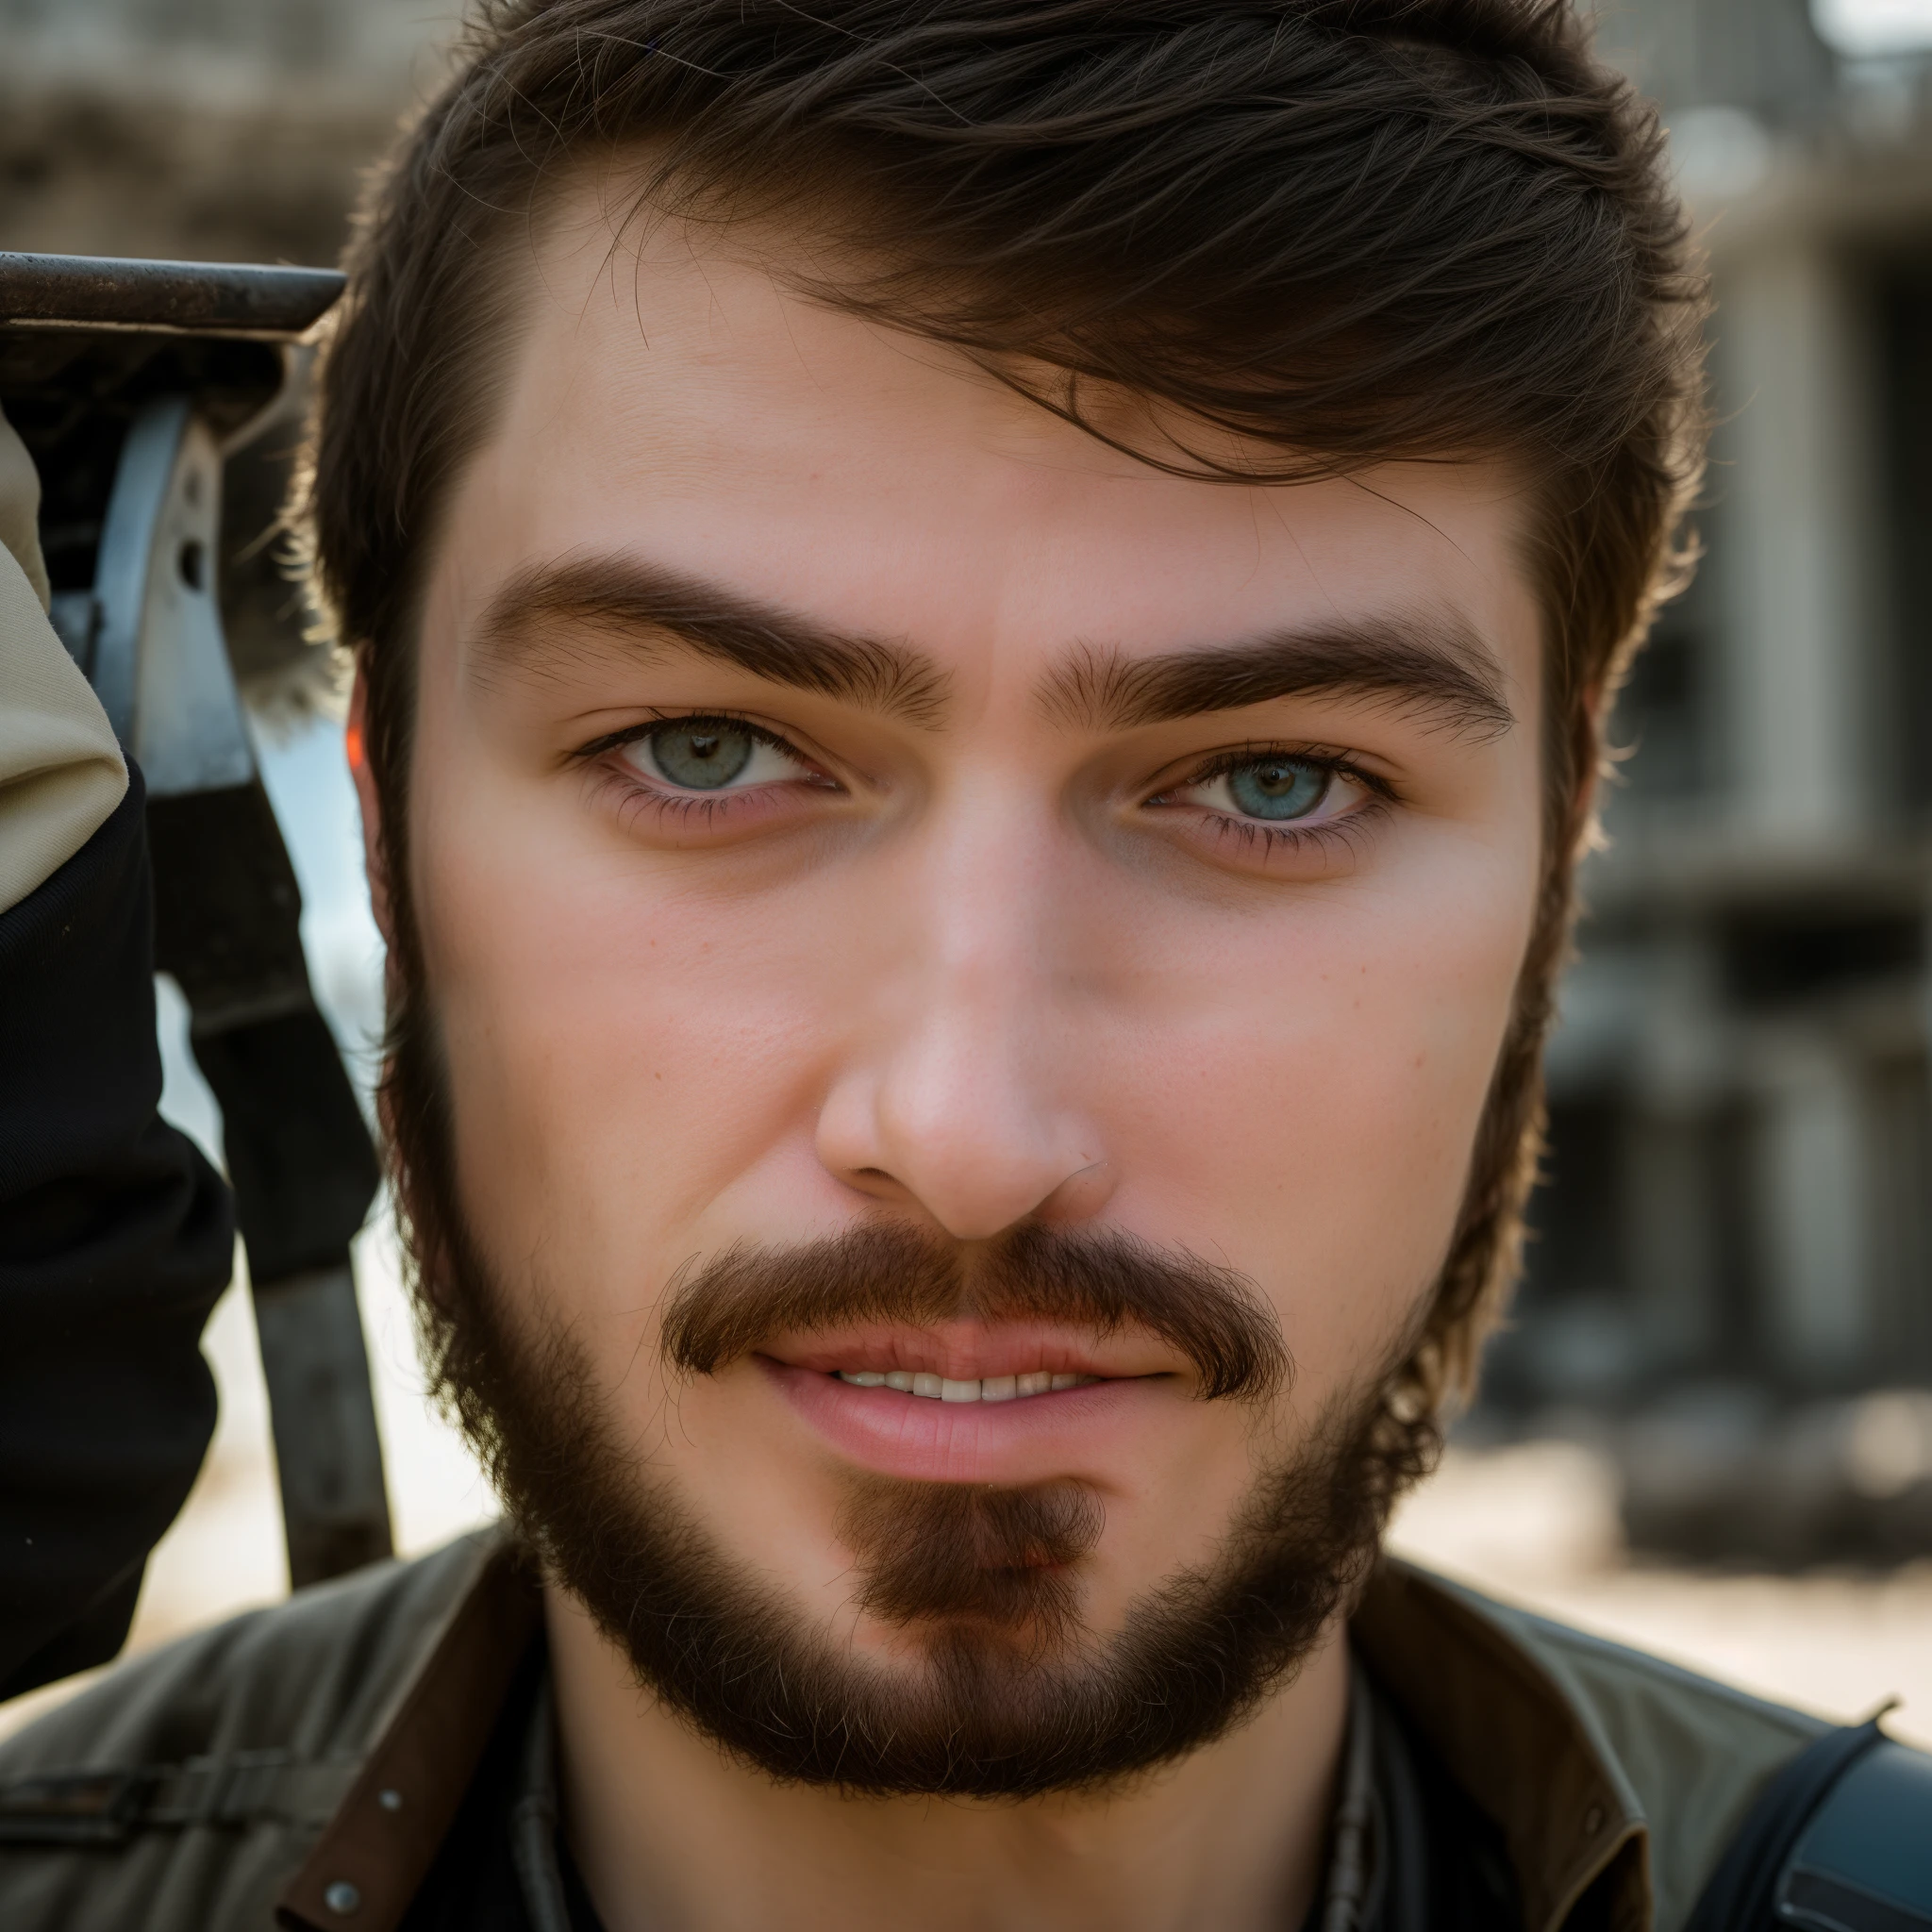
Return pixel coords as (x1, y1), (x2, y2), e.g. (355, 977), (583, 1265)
(371, 187), (1543, 1761)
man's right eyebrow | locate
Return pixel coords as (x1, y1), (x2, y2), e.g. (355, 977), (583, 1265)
(474, 556), (952, 726)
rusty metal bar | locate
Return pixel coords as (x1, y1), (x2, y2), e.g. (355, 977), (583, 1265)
(0, 252), (343, 339)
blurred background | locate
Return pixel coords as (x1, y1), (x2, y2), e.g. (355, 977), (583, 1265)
(2, 0), (1930, 1746)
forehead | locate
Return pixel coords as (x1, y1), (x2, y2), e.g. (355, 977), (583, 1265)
(431, 182), (1541, 694)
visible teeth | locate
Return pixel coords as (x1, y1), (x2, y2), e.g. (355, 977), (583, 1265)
(835, 1369), (1098, 1401)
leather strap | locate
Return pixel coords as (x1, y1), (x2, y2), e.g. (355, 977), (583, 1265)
(1684, 1722), (1888, 1932)
(0, 1749), (358, 1845)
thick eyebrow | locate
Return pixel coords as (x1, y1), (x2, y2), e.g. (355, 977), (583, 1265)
(1038, 614), (1515, 740)
(474, 556), (952, 726)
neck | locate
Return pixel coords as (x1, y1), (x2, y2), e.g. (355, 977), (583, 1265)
(544, 1586), (1352, 1932)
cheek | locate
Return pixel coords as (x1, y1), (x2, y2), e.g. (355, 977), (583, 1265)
(408, 758), (842, 1317)
(1101, 851), (1534, 1393)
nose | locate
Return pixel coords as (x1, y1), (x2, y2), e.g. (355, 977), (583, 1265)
(814, 812), (1114, 1242)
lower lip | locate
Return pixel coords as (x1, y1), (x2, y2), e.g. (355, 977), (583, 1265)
(763, 1359), (1160, 1484)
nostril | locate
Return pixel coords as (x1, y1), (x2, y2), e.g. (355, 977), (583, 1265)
(841, 1165), (918, 1208)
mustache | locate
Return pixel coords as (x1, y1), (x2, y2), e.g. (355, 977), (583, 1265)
(659, 1221), (1290, 1403)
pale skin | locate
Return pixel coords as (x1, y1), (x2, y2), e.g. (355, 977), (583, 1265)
(350, 181), (1547, 1931)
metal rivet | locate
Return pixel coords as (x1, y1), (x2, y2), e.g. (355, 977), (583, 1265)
(377, 1789), (403, 1812)
(324, 1880), (361, 1915)
(1583, 1805), (1605, 1836)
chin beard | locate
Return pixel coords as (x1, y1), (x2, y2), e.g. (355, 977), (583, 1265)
(408, 1215), (1434, 1798)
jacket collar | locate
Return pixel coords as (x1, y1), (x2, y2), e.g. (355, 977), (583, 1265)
(278, 1537), (1648, 1931)
(1353, 1559), (1648, 1932)
(278, 1536), (542, 1930)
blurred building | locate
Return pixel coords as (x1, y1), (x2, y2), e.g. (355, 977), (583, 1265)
(5, 0), (1932, 1555)
(0, 0), (453, 265)
(1483, 0), (1932, 1554)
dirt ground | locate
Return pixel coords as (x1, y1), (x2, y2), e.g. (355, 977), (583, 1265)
(5, 1222), (1928, 1750)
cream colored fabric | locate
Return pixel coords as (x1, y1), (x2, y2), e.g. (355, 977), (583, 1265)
(0, 403), (52, 611)
(0, 406), (126, 915)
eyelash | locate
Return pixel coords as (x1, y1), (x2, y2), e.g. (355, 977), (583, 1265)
(575, 717), (1395, 854)
(1148, 744), (1395, 858)
(575, 712), (832, 830)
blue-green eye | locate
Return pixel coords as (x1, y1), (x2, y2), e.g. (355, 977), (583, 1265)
(646, 721), (753, 788)
(625, 719), (810, 791)
(1221, 756), (1332, 821)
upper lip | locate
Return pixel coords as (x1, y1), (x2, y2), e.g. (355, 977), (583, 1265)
(761, 1319), (1156, 1384)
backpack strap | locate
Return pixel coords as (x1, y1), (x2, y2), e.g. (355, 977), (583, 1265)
(0, 1749), (358, 1845)
(1685, 1720), (1932, 1932)
(1774, 1736), (1932, 1932)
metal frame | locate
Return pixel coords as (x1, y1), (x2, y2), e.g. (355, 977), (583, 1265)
(3, 252), (390, 1590)
(0, 253), (344, 339)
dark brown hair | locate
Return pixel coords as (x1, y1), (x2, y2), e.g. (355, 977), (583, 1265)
(308, 0), (1707, 1418)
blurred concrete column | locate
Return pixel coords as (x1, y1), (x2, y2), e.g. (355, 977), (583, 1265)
(1715, 236), (1879, 846)
(1626, 1112), (1724, 1367)
(1754, 1038), (1873, 1384)
(1627, 931), (1729, 1369)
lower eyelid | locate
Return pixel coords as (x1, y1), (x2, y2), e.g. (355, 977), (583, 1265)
(591, 754), (837, 835)
(1198, 796), (1387, 853)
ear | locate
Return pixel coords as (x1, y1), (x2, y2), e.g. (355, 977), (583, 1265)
(346, 660), (395, 950)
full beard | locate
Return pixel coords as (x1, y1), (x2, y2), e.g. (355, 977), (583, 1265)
(409, 1198), (1435, 1797)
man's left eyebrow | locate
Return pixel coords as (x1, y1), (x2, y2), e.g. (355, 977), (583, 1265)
(1037, 615), (1515, 739)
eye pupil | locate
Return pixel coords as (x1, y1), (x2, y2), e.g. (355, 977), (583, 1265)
(1226, 758), (1326, 821)
(650, 721), (755, 789)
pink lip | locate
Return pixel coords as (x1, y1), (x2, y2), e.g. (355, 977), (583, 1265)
(763, 1357), (1168, 1485)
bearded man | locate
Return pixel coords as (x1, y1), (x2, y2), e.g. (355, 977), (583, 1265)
(4, 3), (1928, 1929)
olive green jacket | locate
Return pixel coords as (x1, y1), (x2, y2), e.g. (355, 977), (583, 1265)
(0, 1525), (1857, 1930)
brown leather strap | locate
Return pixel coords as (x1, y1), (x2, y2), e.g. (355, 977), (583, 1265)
(0, 1749), (358, 1845)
